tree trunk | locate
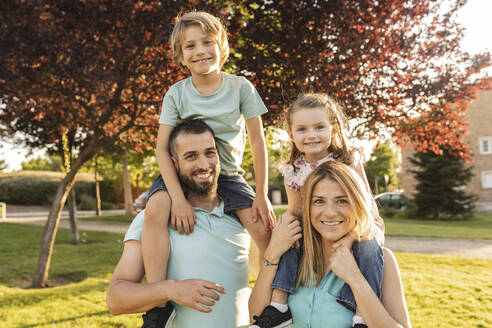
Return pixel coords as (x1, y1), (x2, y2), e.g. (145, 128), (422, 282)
(68, 189), (79, 245)
(94, 157), (102, 216)
(122, 152), (135, 216)
(32, 143), (96, 288)
(66, 145), (79, 245)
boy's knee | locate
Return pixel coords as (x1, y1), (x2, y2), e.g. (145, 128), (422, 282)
(144, 191), (171, 224)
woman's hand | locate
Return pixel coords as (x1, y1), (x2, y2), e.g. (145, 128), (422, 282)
(263, 213), (302, 264)
(329, 246), (363, 286)
(331, 233), (355, 251)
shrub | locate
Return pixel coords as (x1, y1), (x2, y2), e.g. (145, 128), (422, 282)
(78, 194), (96, 210)
(380, 206), (398, 218)
(0, 171), (113, 206)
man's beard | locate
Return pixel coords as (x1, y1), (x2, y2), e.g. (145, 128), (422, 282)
(178, 167), (219, 196)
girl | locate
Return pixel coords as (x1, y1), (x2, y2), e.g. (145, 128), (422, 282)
(251, 93), (385, 328)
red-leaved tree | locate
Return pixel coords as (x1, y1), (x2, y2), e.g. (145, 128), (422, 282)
(227, 0), (492, 159)
(0, 0), (188, 287)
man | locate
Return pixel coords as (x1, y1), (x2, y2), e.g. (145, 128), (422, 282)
(107, 119), (251, 327)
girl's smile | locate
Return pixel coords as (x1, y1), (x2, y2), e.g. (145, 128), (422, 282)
(289, 107), (333, 162)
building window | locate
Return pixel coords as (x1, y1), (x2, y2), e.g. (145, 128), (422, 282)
(482, 171), (492, 189)
(479, 137), (492, 154)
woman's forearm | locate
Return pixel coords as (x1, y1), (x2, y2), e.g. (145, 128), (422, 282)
(248, 264), (278, 322)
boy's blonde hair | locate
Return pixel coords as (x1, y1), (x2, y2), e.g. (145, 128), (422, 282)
(297, 161), (375, 288)
(285, 93), (352, 168)
(170, 11), (229, 73)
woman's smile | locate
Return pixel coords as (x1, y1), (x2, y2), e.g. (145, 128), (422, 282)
(310, 178), (353, 241)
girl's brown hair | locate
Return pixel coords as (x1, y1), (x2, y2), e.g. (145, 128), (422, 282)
(285, 93), (351, 169)
(296, 161), (375, 288)
(170, 11), (229, 73)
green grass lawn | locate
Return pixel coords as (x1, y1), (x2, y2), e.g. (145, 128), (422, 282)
(0, 223), (491, 327)
(383, 212), (492, 239)
(79, 214), (135, 224)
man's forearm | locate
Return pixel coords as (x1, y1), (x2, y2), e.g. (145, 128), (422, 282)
(107, 279), (174, 315)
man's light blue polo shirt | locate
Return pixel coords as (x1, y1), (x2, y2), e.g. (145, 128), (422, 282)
(125, 202), (251, 328)
(288, 271), (353, 327)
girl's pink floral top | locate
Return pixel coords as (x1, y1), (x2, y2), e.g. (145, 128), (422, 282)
(280, 153), (336, 191)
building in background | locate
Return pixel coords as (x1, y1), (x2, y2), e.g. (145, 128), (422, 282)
(401, 90), (492, 212)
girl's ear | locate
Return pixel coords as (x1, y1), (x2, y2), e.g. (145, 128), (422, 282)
(287, 129), (294, 140)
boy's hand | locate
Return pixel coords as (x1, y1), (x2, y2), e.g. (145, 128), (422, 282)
(251, 193), (275, 231)
(332, 233), (355, 251)
(170, 197), (196, 235)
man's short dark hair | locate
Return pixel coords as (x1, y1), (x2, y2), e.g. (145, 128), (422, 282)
(168, 119), (216, 156)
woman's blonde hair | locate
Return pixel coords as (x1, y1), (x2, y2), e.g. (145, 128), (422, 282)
(170, 11), (229, 73)
(285, 93), (351, 169)
(296, 161), (375, 288)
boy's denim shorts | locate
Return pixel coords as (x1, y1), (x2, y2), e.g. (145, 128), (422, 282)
(147, 174), (255, 218)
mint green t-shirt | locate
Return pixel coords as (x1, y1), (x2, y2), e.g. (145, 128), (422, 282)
(124, 203), (251, 328)
(288, 271), (354, 327)
(159, 72), (268, 176)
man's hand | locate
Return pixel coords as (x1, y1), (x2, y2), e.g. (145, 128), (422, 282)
(170, 197), (196, 235)
(251, 193), (275, 231)
(170, 279), (226, 313)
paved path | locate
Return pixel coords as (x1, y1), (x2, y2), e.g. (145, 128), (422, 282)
(3, 216), (492, 259)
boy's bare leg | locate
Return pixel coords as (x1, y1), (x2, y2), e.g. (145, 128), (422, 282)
(237, 208), (271, 270)
(141, 190), (171, 306)
(271, 288), (288, 304)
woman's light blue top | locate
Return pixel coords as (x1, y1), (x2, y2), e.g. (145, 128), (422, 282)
(288, 271), (354, 328)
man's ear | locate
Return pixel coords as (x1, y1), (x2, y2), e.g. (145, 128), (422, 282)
(171, 155), (178, 169)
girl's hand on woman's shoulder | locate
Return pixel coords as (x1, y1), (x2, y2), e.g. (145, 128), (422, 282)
(264, 213), (302, 264)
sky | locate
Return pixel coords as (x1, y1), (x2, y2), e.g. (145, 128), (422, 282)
(1, 0), (491, 172)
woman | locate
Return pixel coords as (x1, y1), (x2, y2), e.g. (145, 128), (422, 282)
(249, 162), (411, 327)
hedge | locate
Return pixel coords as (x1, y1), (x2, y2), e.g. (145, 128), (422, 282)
(0, 171), (115, 206)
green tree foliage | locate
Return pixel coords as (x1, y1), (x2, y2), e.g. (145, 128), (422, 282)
(364, 143), (399, 193)
(21, 154), (63, 172)
(1, 0), (490, 287)
(0, 0), (187, 287)
(0, 159), (7, 172)
(409, 149), (477, 220)
(241, 126), (289, 187)
(230, 0), (491, 159)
